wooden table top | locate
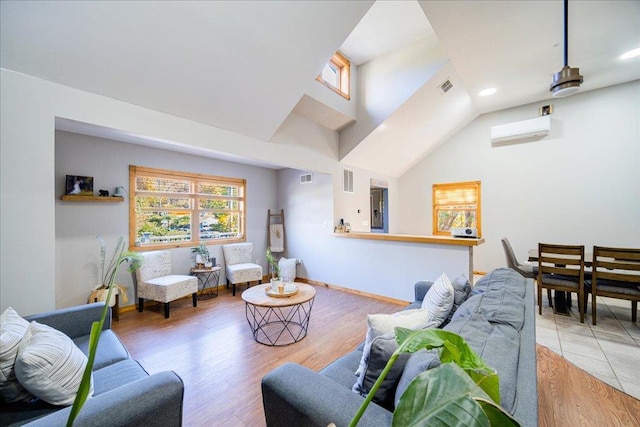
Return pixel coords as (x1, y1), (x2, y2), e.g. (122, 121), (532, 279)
(241, 283), (316, 307)
(190, 266), (221, 273)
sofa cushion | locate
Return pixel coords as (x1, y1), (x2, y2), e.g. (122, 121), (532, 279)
(15, 321), (94, 406)
(0, 307), (32, 403)
(93, 359), (149, 395)
(420, 273), (454, 327)
(73, 330), (130, 371)
(319, 351), (363, 390)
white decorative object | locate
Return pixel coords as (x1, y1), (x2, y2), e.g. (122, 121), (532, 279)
(278, 258), (297, 283)
(421, 273), (455, 327)
(15, 321), (94, 406)
(0, 307), (31, 403)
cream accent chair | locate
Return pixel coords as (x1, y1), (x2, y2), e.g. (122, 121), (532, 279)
(222, 243), (263, 296)
(135, 251), (198, 318)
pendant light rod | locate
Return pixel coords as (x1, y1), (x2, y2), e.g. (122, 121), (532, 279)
(563, 0), (568, 67)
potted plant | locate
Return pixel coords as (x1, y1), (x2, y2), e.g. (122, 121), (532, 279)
(90, 236), (138, 306)
(349, 328), (519, 427)
(191, 243), (210, 268)
(266, 249), (282, 291)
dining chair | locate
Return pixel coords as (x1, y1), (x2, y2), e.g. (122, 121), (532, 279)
(589, 246), (640, 325)
(537, 243), (586, 323)
(501, 237), (551, 306)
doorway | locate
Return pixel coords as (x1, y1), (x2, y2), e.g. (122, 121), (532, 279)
(370, 187), (388, 233)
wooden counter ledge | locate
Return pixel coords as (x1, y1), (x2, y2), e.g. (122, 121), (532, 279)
(333, 232), (484, 247)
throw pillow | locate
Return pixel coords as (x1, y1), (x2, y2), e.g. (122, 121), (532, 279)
(354, 332), (411, 410)
(353, 309), (434, 396)
(15, 321), (94, 406)
(278, 258), (297, 283)
(0, 307), (32, 403)
(442, 275), (473, 326)
(420, 273), (455, 327)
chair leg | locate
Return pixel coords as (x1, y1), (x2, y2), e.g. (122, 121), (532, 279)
(164, 303), (170, 319)
(632, 301), (637, 323)
(578, 293), (584, 323)
(592, 290), (597, 326)
(547, 289), (553, 307)
(226, 278), (230, 289)
(192, 293), (198, 307)
(232, 283), (236, 296)
(138, 298), (144, 312)
(538, 284), (542, 315)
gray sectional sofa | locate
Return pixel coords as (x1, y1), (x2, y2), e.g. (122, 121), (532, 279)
(1, 303), (184, 426)
(262, 268), (538, 427)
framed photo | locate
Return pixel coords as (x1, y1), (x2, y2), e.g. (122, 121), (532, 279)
(65, 175), (94, 196)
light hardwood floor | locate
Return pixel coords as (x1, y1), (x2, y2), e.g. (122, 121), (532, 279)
(112, 284), (640, 426)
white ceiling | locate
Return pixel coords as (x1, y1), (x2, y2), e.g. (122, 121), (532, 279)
(2, 1), (639, 177)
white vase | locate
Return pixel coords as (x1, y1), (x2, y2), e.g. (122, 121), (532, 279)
(270, 278), (282, 292)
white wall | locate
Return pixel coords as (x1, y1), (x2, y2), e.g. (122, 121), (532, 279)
(55, 131), (277, 308)
(278, 168), (470, 302)
(399, 81), (640, 272)
(339, 38), (447, 158)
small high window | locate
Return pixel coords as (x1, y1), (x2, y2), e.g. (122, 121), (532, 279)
(316, 51), (350, 100)
(432, 181), (482, 236)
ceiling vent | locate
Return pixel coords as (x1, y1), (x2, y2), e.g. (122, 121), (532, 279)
(343, 168), (354, 193)
(439, 79), (453, 94)
(300, 173), (312, 184)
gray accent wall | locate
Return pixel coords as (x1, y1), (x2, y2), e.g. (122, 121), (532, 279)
(55, 131), (277, 309)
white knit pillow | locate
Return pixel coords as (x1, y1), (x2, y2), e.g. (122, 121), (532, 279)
(0, 307), (32, 403)
(15, 321), (94, 406)
(421, 273), (455, 327)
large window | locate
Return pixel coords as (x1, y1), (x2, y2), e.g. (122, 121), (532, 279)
(129, 165), (246, 249)
(432, 181), (482, 236)
(316, 51), (350, 100)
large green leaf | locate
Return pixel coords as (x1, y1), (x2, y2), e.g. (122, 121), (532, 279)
(394, 328), (500, 404)
(393, 364), (491, 427)
(476, 398), (520, 426)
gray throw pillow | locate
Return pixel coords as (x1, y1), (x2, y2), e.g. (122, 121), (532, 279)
(442, 275), (473, 326)
(352, 332), (410, 410)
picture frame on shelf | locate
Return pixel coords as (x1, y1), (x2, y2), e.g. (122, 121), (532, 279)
(65, 175), (94, 196)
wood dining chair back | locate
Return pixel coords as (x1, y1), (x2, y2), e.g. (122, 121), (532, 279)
(590, 246), (640, 325)
(537, 243), (586, 323)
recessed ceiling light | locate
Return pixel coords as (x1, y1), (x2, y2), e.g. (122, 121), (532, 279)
(479, 88), (497, 97)
(620, 48), (640, 60)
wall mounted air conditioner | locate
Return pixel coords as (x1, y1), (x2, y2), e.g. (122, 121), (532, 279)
(490, 116), (551, 144)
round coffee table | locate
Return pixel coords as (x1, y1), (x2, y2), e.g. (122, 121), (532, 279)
(241, 283), (316, 346)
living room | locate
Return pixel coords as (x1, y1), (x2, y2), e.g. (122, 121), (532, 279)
(1, 1), (639, 425)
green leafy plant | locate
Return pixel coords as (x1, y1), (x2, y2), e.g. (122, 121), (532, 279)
(266, 248), (280, 279)
(191, 243), (210, 263)
(350, 328), (519, 427)
(67, 237), (142, 426)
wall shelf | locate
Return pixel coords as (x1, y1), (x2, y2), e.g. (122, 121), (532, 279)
(61, 195), (124, 203)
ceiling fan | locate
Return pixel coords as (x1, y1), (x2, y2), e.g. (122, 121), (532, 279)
(549, 0), (583, 97)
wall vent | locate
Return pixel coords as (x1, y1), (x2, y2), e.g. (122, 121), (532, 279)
(439, 79), (453, 94)
(343, 168), (354, 193)
(300, 173), (312, 184)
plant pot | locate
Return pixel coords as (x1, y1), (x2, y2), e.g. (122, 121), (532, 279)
(270, 278), (282, 292)
(90, 287), (119, 307)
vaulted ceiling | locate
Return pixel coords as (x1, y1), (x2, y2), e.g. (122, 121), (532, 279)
(2, 1), (638, 177)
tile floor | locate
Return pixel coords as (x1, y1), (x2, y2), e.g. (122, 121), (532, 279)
(534, 288), (640, 399)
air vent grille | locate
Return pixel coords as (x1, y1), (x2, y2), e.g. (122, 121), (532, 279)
(343, 168), (354, 193)
(439, 79), (453, 94)
(300, 173), (312, 184)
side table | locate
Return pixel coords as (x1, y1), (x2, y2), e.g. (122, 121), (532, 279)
(190, 266), (221, 299)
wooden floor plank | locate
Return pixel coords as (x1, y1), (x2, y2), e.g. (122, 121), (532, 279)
(113, 284), (640, 426)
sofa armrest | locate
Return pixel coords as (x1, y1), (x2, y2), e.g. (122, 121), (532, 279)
(25, 302), (111, 339)
(413, 281), (434, 303)
(262, 362), (392, 427)
(25, 371), (184, 427)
